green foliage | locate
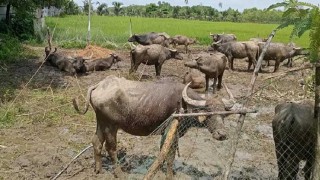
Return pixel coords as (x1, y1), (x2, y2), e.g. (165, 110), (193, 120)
(46, 15), (310, 48)
(0, 34), (23, 63)
(112, 1), (123, 16)
(268, 0), (320, 63)
(97, 3), (108, 15)
(309, 8), (320, 62)
(64, 0), (81, 15)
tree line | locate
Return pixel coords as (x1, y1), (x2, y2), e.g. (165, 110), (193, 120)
(78, 1), (286, 24)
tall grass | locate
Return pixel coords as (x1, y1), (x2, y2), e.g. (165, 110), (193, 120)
(46, 15), (309, 48)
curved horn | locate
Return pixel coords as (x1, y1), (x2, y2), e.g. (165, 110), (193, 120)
(210, 32), (214, 36)
(169, 49), (177, 52)
(215, 39), (222, 44)
(182, 82), (207, 107)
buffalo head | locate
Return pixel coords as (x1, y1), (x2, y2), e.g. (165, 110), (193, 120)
(169, 49), (183, 60)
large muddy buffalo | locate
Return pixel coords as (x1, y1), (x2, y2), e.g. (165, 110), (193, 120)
(73, 75), (227, 179)
(128, 32), (171, 47)
(272, 101), (316, 180)
(184, 52), (227, 93)
(211, 41), (259, 71)
(257, 42), (308, 72)
(129, 44), (183, 76)
(210, 33), (237, 43)
(171, 35), (197, 53)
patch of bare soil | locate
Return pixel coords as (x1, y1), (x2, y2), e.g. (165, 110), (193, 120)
(0, 45), (313, 180)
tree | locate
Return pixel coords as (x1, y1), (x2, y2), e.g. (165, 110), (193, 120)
(65, 0), (81, 15)
(112, 1), (123, 16)
(268, 0), (320, 179)
(97, 3), (108, 15)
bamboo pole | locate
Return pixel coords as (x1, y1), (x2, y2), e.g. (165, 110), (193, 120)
(143, 118), (179, 180)
(223, 29), (277, 180)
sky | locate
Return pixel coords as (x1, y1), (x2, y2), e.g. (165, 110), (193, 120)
(73, 0), (319, 12)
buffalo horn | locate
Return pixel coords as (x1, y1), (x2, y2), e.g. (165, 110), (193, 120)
(215, 39), (222, 44)
(182, 82), (207, 107)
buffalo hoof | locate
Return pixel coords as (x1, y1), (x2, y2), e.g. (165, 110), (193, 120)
(213, 129), (228, 141)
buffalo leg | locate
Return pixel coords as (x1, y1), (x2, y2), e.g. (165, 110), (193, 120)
(104, 125), (121, 177)
(212, 77), (217, 94)
(185, 45), (188, 54)
(217, 73), (223, 90)
(205, 75), (209, 92)
(92, 119), (106, 174)
(155, 64), (162, 76)
(129, 63), (141, 74)
(274, 59), (280, 72)
(230, 57), (234, 70)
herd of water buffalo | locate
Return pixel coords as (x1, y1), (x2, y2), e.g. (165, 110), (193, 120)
(43, 32), (314, 179)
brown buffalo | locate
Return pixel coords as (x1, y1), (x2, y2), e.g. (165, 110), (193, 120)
(257, 42), (308, 72)
(171, 35), (197, 53)
(73, 76), (227, 179)
(129, 44), (183, 76)
(211, 41), (259, 71)
(128, 32), (171, 47)
(184, 52), (227, 93)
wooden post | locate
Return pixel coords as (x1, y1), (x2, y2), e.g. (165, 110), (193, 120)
(223, 30), (277, 180)
(313, 63), (320, 179)
(143, 118), (179, 180)
(86, 0), (91, 46)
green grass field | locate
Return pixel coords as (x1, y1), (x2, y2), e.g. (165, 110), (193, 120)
(46, 15), (310, 48)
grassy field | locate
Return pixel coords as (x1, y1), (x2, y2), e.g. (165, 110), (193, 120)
(46, 15), (310, 48)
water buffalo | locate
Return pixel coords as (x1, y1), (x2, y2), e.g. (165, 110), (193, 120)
(184, 52), (227, 93)
(129, 44), (183, 76)
(272, 101), (316, 180)
(72, 75), (227, 179)
(211, 41), (259, 71)
(171, 35), (197, 53)
(183, 69), (205, 89)
(44, 47), (77, 75)
(76, 53), (122, 73)
(210, 33), (237, 43)
(258, 42), (308, 72)
(128, 32), (171, 47)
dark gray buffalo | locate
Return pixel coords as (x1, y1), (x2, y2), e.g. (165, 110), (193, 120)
(184, 52), (227, 93)
(272, 101), (316, 180)
(211, 41), (259, 71)
(129, 44), (183, 76)
(73, 75), (227, 179)
(210, 33), (237, 43)
(258, 42), (308, 72)
(128, 32), (170, 47)
(45, 47), (77, 75)
(171, 35), (197, 53)
(76, 53), (122, 73)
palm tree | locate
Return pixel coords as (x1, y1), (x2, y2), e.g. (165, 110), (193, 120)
(268, 0), (320, 179)
(112, 1), (123, 16)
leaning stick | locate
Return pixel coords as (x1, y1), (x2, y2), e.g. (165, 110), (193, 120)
(47, 27), (52, 50)
(51, 145), (93, 180)
(223, 29), (277, 180)
(143, 119), (179, 180)
(223, 83), (235, 100)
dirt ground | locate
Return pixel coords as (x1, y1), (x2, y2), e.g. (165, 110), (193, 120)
(0, 44), (313, 180)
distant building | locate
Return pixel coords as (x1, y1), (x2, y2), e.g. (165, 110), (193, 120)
(0, 4), (15, 20)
